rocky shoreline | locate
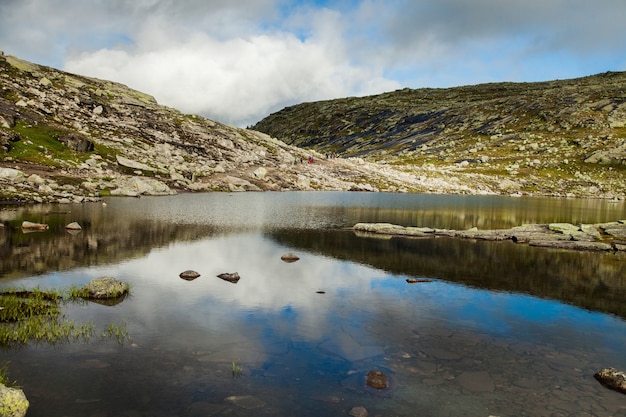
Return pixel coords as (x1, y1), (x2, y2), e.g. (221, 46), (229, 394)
(353, 221), (626, 252)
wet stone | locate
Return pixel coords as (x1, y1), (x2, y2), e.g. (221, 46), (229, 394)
(224, 395), (265, 409)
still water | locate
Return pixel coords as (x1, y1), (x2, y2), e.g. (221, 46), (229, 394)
(1, 192), (626, 417)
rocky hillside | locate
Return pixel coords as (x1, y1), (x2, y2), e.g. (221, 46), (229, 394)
(254, 72), (626, 198)
(2, 49), (626, 203)
(1, 52), (428, 204)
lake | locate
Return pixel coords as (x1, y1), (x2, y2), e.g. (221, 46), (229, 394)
(1, 192), (626, 417)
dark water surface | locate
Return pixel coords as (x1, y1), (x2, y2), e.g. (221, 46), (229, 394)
(1, 192), (626, 417)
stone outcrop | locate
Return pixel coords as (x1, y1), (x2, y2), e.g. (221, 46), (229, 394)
(353, 220), (626, 252)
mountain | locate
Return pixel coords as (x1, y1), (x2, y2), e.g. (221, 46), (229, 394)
(1, 51), (420, 204)
(1, 50), (625, 203)
(254, 72), (626, 198)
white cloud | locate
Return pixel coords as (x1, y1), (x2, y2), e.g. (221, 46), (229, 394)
(64, 11), (400, 126)
(2, 0), (625, 126)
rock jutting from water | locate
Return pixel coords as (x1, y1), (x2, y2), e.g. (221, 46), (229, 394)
(280, 253), (300, 262)
(353, 221), (626, 252)
(81, 277), (130, 300)
(594, 368), (626, 394)
(217, 272), (240, 284)
(179, 270), (201, 281)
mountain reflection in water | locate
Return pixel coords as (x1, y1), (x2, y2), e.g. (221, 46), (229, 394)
(1, 192), (626, 417)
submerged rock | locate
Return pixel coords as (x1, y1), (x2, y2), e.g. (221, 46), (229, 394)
(594, 367), (626, 394)
(366, 370), (389, 389)
(217, 272), (240, 284)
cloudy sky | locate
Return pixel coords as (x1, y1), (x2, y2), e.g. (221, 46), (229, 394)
(1, 0), (625, 127)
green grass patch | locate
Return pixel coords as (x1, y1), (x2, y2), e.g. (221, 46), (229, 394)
(0, 287), (127, 349)
(9, 121), (78, 166)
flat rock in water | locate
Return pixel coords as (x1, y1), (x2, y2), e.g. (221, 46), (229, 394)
(217, 272), (240, 283)
(21, 221), (48, 230)
(280, 253), (300, 262)
(594, 367), (626, 394)
(65, 221), (82, 230)
(179, 270), (200, 280)
(82, 277), (129, 300)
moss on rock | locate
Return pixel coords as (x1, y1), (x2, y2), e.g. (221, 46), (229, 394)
(0, 383), (29, 417)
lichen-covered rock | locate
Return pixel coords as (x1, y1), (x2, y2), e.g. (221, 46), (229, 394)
(0, 383), (29, 417)
(594, 367), (626, 394)
(82, 277), (129, 300)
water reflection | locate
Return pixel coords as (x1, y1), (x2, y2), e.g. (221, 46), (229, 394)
(2, 193), (626, 416)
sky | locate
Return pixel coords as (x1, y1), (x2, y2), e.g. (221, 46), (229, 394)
(1, 0), (625, 127)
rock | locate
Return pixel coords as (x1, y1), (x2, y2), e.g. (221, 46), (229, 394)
(179, 270), (200, 281)
(116, 155), (157, 173)
(217, 272), (240, 283)
(349, 406), (369, 417)
(594, 367), (626, 394)
(65, 221), (82, 230)
(406, 278), (432, 283)
(21, 221), (48, 230)
(0, 168), (25, 182)
(57, 133), (94, 152)
(81, 277), (129, 300)
(253, 167), (267, 179)
(280, 253), (300, 262)
(0, 383), (29, 417)
(111, 177), (174, 196)
(366, 370), (389, 389)
(224, 395), (265, 409)
(548, 223), (581, 234)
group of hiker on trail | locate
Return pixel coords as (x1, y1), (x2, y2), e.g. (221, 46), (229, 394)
(294, 156), (314, 164)
(293, 152), (340, 165)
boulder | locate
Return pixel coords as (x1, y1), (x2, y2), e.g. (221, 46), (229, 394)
(0, 383), (29, 417)
(179, 270), (200, 281)
(81, 277), (129, 300)
(366, 370), (389, 389)
(21, 221), (48, 230)
(217, 272), (240, 284)
(57, 133), (94, 152)
(280, 253), (300, 263)
(111, 177), (174, 196)
(0, 168), (25, 182)
(594, 367), (626, 394)
(65, 222), (82, 230)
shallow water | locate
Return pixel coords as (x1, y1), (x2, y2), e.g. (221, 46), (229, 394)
(1, 192), (626, 416)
